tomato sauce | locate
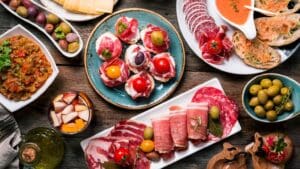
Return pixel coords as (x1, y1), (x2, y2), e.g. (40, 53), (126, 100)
(216, 0), (251, 25)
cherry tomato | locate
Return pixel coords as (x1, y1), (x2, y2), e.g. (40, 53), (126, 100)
(153, 58), (170, 74)
(132, 77), (148, 93)
(206, 38), (223, 55)
(114, 147), (130, 165)
(106, 65), (121, 79)
(140, 140), (155, 153)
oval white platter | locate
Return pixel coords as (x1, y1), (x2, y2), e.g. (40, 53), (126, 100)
(176, 0), (299, 75)
(81, 78), (242, 169)
(40, 0), (119, 22)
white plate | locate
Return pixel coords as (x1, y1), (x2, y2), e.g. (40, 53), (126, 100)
(0, 25), (59, 112)
(81, 78), (242, 169)
(40, 0), (119, 22)
(176, 0), (293, 75)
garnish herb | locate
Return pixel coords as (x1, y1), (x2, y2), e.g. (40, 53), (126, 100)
(274, 137), (287, 152)
(230, 0), (239, 13)
(117, 22), (128, 34)
(208, 116), (223, 137)
(275, 87), (292, 114)
(0, 40), (12, 72)
(102, 49), (112, 59)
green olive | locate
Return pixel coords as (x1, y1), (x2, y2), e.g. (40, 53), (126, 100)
(273, 95), (283, 105)
(67, 41), (79, 53)
(209, 106), (220, 120)
(46, 13), (60, 24)
(257, 90), (268, 104)
(151, 31), (164, 46)
(272, 79), (283, 88)
(249, 84), (262, 96)
(16, 6), (28, 18)
(284, 100), (294, 111)
(143, 127), (154, 140)
(254, 105), (266, 118)
(280, 87), (290, 95)
(249, 97), (259, 107)
(260, 78), (272, 89)
(267, 85), (280, 97)
(264, 100), (274, 110)
(266, 110), (277, 121)
(59, 22), (72, 34)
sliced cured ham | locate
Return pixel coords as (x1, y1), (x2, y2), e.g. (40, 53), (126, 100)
(125, 72), (155, 99)
(152, 116), (174, 154)
(115, 16), (140, 44)
(124, 44), (151, 73)
(149, 52), (176, 82)
(99, 58), (130, 87)
(141, 24), (170, 54)
(186, 102), (209, 140)
(84, 120), (149, 169)
(192, 87), (239, 138)
(95, 32), (122, 61)
(169, 106), (188, 149)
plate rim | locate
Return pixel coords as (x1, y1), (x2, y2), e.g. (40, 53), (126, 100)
(175, 0), (300, 75)
(84, 8), (186, 110)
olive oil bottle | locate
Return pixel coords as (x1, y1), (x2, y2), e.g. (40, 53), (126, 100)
(19, 127), (64, 169)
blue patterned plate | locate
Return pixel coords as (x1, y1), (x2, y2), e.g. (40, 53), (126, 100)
(84, 8), (185, 110)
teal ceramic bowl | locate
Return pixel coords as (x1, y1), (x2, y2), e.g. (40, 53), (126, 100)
(84, 8), (185, 110)
(242, 73), (300, 123)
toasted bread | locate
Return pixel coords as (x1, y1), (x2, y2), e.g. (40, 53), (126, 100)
(255, 14), (300, 46)
(255, 0), (300, 16)
(232, 31), (281, 69)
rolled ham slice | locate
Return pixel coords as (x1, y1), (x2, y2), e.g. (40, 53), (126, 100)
(152, 116), (173, 154)
(186, 102), (208, 140)
(169, 106), (188, 149)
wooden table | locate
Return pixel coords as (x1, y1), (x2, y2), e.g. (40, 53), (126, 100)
(1, 0), (300, 168)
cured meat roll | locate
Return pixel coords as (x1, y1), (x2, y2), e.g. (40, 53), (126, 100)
(149, 52), (176, 82)
(141, 24), (170, 54)
(96, 32), (122, 61)
(152, 116), (174, 154)
(99, 58), (130, 87)
(186, 102), (208, 140)
(125, 72), (155, 100)
(115, 16), (140, 44)
(169, 106), (188, 149)
(125, 44), (151, 73)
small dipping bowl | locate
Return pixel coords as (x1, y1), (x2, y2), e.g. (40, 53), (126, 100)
(49, 91), (93, 135)
(242, 73), (300, 123)
(214, 0), (256, 39)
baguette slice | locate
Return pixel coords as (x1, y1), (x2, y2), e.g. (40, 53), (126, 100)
(54, 0), (65, 5)
(232, 31), (281, 69)
(255, 14), (300, 46)
(255, 0), (300, 16)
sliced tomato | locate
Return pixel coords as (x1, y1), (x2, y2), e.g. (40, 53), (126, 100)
(114, 147), (130, 165)
(205, 38), (223, 55)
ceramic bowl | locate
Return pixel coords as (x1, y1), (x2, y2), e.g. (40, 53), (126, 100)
(242, 73), (300, 123)
(0, 25), (59, 112)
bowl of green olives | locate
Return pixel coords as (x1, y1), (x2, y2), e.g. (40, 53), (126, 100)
(242, 73), (300, 123)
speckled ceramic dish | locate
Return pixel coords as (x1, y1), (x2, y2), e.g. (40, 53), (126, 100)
(84, 8), (185, 110)
(242, 73), (300, 123)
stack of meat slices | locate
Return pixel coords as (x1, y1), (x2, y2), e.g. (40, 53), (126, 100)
(151, 86), (239, 154)
(183, 0), (233, 64)
(85, 120), (150, 169)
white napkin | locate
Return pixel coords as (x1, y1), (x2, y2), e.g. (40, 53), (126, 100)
(0, 105), (21, 169)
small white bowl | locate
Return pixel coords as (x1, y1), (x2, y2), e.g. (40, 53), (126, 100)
(214, 0), (257, 39)
(0, 25), (59, 112)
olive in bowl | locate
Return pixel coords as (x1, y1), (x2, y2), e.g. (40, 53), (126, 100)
(242, 73), (300, 123)
(49, 92), (93, 135)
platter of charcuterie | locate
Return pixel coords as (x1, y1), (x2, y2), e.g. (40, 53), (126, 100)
(176, 0), (300, 75)
(84, 8), (185, 110)
(81, 78), (241, 169)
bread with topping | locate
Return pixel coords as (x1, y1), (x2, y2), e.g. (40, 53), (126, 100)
(255, 0), (300, 16)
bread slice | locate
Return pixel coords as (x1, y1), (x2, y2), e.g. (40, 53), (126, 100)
(255, 14), (300, 46)
(232, 31), (281, 69)
(54, 0), (65, 5)
(255, 0), (300, 16)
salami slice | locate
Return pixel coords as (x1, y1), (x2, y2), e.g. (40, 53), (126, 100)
(192, 87), (239, 138)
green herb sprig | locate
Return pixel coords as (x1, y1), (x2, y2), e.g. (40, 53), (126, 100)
(0, 40), (12, 72)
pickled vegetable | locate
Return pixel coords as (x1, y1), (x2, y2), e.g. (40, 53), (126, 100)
(249, 97), (259, 107)
(254, 105), (266, 118)
(273, 95), (283, 105)
(59, 22), (71, 34)
(264, 100), (274, 110)
(266, 110), (277, 121)
(21, 0), (32, 8)
(280, 87), (290, 95)
(284, 100), (294, 111)
(135, 52), (145, 66)
(143, 127), (154, 140)
(209, 106), (220, 120)
(36, 12), (46, 26)
(260, 78), (272, 89)
(249, 84), (262, 96)
(272, 79), (283, 88)
(9, 0), (21, 10)
(45, 23), (54, 34)
(151, 31), (164, 46)
(66, 33), (79, 43)
(27, 6), (38, 19)
(146, 152), (160, 161)
(16, 6), (28, 17)
(67, 42), (79, 53)
(267, 85), (280, 97)
(46, 14), (60, 24)
(58, 39), (68, 51)
(257, 90), (268, 104)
